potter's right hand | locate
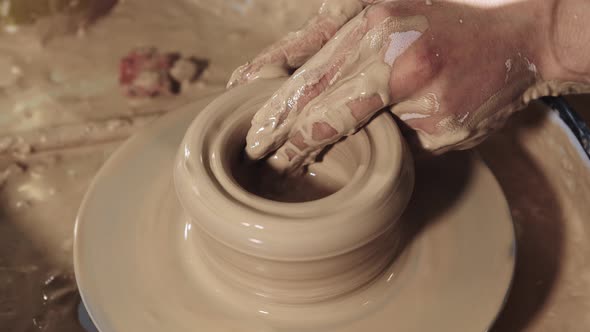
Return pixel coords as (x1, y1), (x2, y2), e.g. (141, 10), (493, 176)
(229, 0), (590, 172)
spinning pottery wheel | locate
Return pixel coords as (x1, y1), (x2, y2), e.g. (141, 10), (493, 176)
(74, 79), (515, 332)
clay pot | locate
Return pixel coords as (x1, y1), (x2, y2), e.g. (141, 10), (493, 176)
(174, 79), (414, 304)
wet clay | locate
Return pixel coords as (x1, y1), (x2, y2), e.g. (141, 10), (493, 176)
(74, 88), (514, 331)
(244, 10), (430, 170)
(231, 154), (341, 202)
(174, 78), (413, 264)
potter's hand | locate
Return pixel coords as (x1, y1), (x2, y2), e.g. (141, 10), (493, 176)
(230, 0), (590, 172)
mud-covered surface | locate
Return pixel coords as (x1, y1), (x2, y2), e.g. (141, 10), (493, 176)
(0, 0), (321, 330)
(0, 145), (115, 332)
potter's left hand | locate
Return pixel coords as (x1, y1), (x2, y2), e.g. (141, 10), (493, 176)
(229, 0), (590, 172)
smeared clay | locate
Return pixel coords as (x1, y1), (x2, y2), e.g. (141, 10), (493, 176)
(244, 10), (372, 158)
(400, 112), (431, 120)
(392, 92), (440, 121)
(247, 13), (429, 171)
(226, 0), (363, 89)
(383, 30), (423, 65)
(410, 58), (590, 154)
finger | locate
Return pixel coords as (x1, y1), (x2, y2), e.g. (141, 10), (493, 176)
(245, 11), (372, 159)
(263, 8), (430, 172)
(246, 3), (429, 161)
(267, 61), (390, 173)
(226, 0), (366, 88)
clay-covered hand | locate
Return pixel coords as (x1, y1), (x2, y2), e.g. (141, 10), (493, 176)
(229, 0), (590, 172)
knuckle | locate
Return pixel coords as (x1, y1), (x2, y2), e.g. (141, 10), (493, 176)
(390, 41), (442, 93)
(366, 3), (396, 28)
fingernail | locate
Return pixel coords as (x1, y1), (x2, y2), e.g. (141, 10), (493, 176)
(245, 128), (274, 160)
(245, 138), (267, 160)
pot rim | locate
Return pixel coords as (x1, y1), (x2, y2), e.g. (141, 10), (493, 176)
(174, 78), (414, 260)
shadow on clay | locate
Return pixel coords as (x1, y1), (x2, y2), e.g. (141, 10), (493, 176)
(396, 151), (475, 253)
(480, 108), (565, 332)
(316, 111), (477, 282)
